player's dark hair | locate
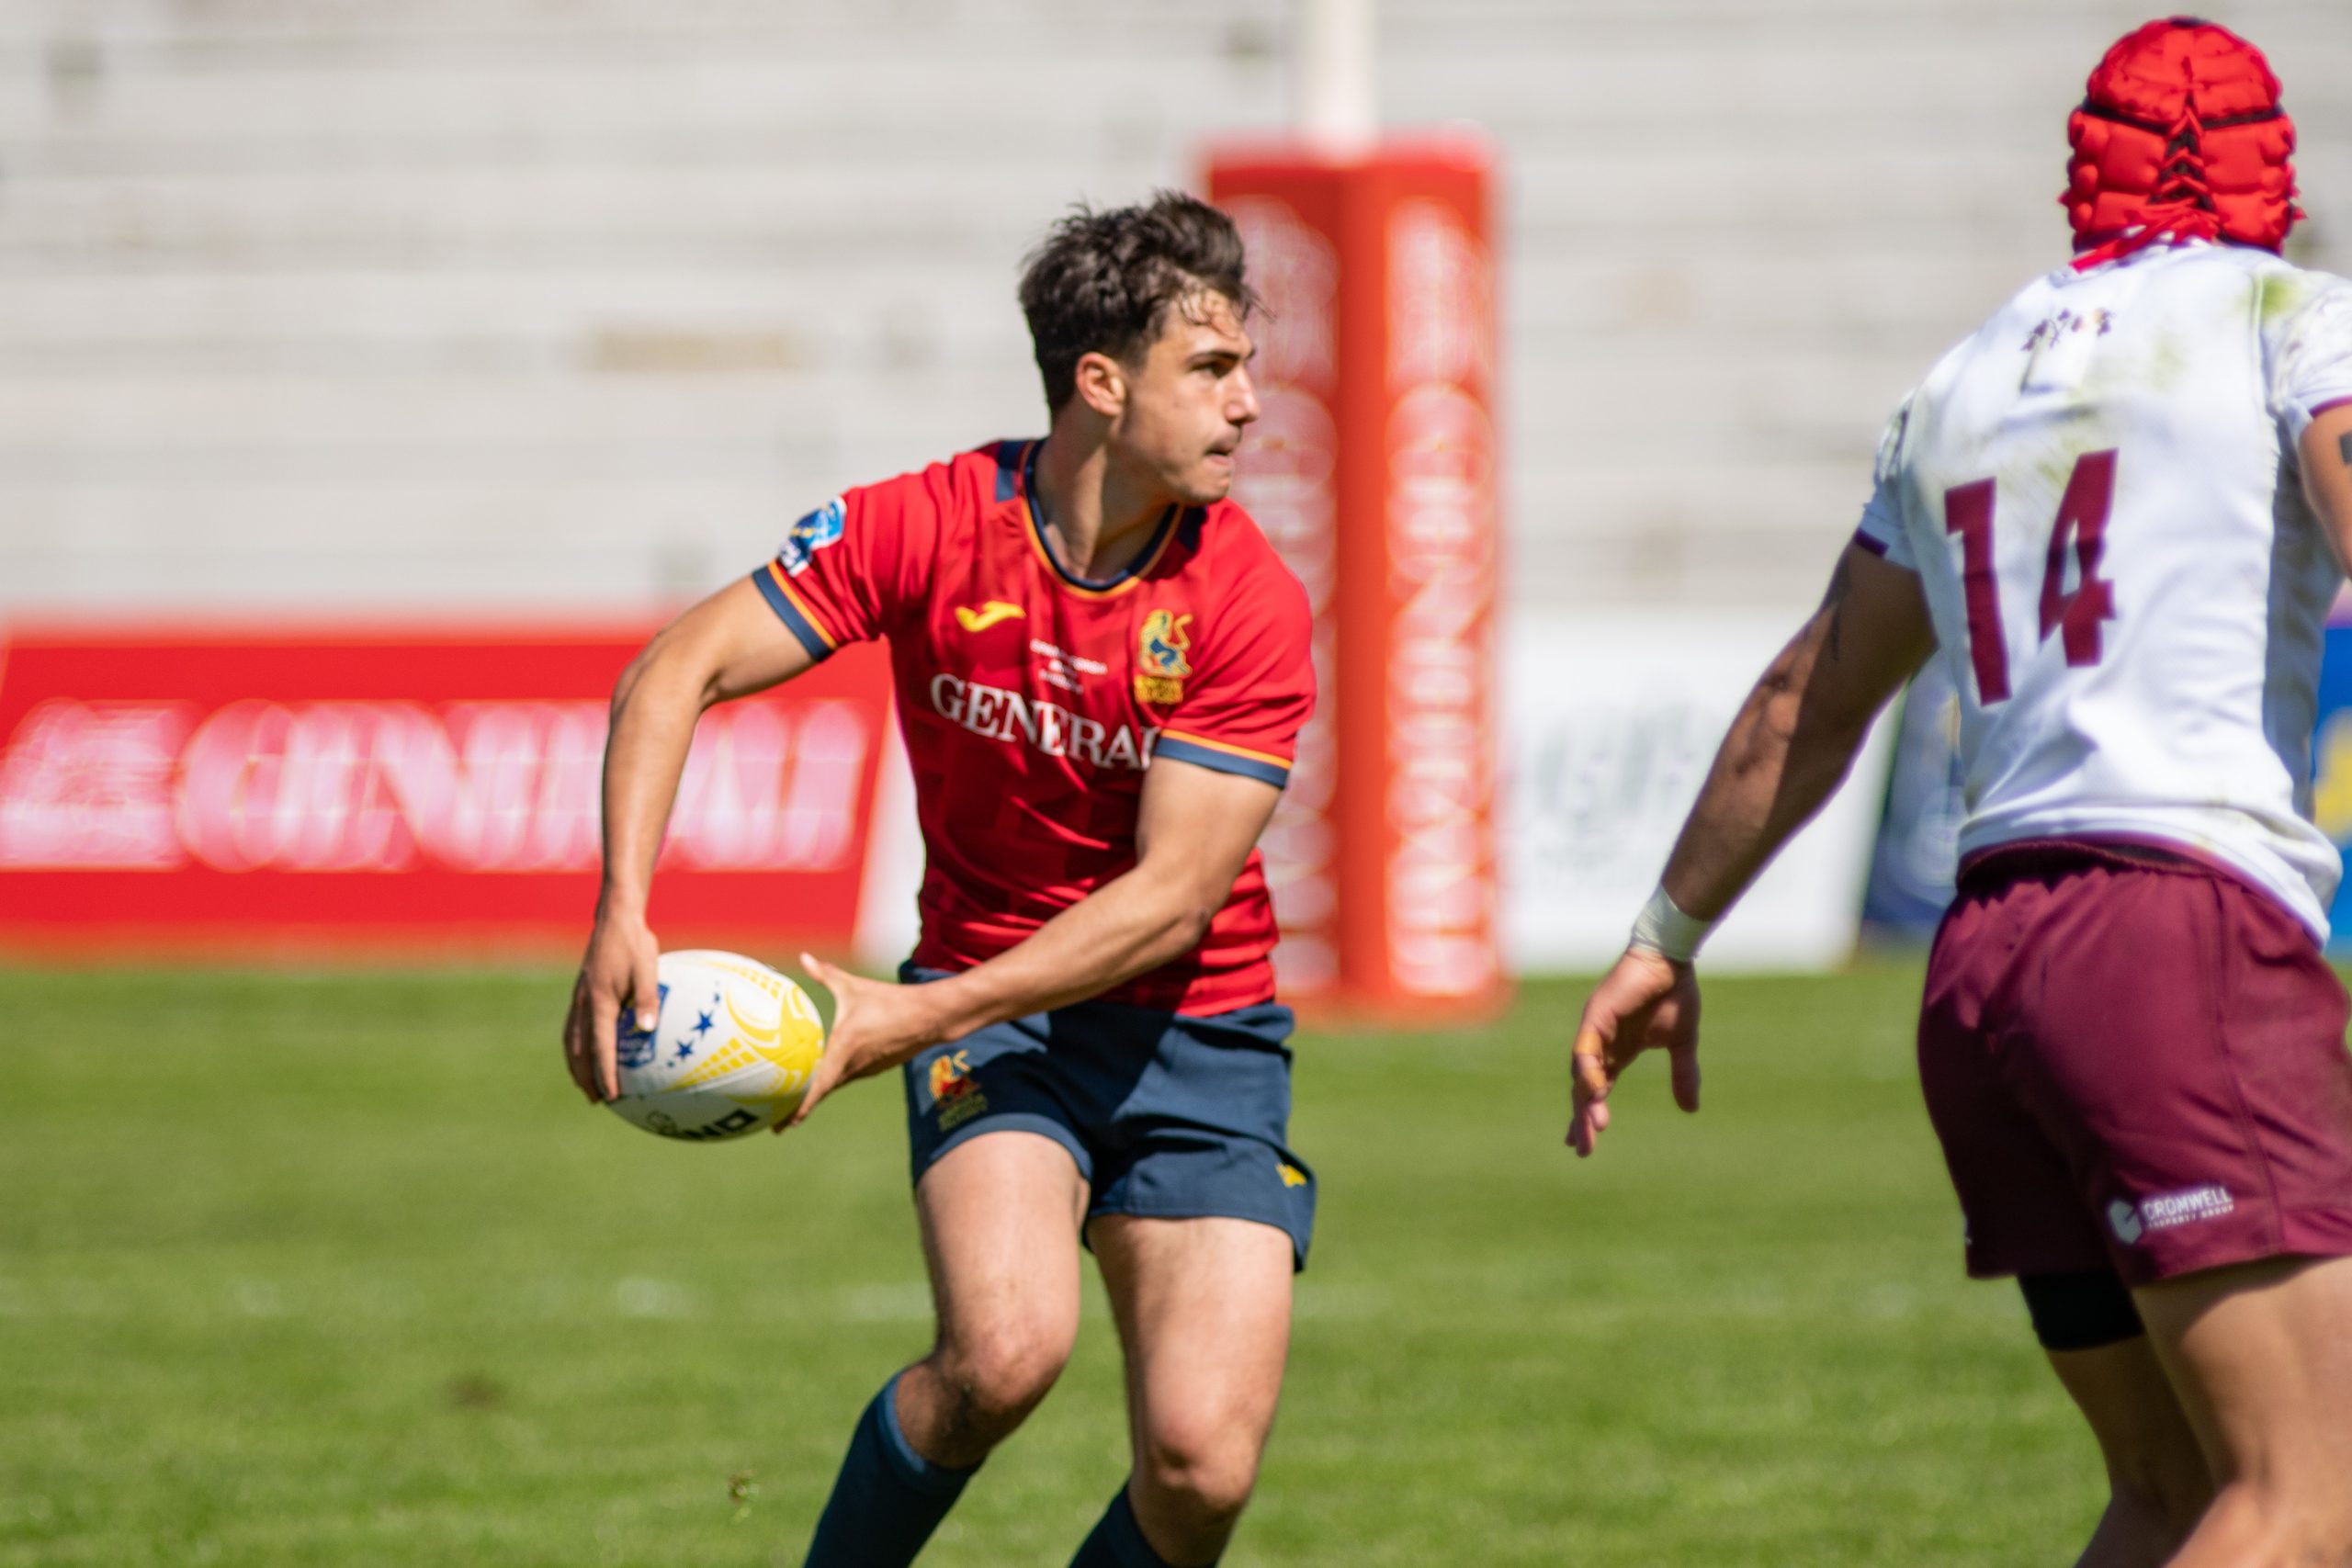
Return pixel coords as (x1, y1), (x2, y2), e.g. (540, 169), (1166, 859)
(1018, 191), (1258, 414)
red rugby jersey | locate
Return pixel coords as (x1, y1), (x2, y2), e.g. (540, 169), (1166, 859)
(751, 439), (1314, 1014)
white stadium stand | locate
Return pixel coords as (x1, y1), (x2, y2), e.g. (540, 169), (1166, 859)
(2, 0), (2346, 617)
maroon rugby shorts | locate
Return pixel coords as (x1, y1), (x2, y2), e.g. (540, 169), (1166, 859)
(1917, 840), (2352, 1286)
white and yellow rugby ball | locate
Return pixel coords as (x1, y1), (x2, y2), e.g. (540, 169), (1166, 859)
(607, 950), (825, 1142)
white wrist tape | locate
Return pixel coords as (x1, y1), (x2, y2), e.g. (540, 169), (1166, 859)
(1629, 885), (1713, 963)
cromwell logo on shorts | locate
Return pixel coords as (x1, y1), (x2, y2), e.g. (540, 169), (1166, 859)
(2109, 1184), (2234, 1245)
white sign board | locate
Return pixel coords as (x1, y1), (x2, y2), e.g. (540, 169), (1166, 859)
(1499, 612), (1896, 974)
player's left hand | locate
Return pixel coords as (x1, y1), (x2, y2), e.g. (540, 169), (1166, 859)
(1567, 947), (1702, 1157)
(780, 953), (948, 1131)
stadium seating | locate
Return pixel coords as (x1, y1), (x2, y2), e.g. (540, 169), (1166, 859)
(3, 0), (2346, 615)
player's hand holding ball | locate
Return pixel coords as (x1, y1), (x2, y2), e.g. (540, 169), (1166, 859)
(1568, 948), (1702, 1157)
(781, 953), (953, 1132)
(588, 949), (826, 1141)
(563, 909), (663, 1103)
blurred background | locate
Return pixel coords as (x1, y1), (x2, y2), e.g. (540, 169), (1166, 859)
(6, 1), (2350, 986)
(6, 0), (2343, 618)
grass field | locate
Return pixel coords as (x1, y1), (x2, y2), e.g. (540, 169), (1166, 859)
(1, 963), (2107, 1566)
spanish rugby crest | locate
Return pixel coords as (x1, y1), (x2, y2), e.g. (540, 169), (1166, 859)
(775, 496), (846, 576)
(927, 1048), (987, 1131)
(1134, 610), (1193, 706)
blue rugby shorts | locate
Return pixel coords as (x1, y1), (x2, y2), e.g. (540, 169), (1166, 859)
(899, 966), (1316, 1269)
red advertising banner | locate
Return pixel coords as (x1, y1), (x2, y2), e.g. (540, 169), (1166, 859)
(1211, 137), (1507, 1019)
(0, 625), (895, 957)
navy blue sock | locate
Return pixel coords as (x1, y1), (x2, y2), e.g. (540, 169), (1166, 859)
(1069, 1483), (1186, 1568)
(803, 1373), (978, 1568)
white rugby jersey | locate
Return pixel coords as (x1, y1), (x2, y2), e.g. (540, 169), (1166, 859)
(1855, 241), (2352, 937)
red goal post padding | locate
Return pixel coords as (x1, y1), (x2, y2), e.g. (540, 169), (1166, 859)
(1209, 137), (1510, 1021)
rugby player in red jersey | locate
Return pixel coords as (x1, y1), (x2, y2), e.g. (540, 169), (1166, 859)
(561, 193), (1315, 1568)
(1567, 21), (2352, 1567)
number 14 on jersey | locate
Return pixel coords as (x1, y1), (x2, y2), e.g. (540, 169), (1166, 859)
(1943, 449), (2119, 703)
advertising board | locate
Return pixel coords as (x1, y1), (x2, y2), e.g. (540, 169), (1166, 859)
(0, 625), (899, 958)
(1499, 614), (1895, 973)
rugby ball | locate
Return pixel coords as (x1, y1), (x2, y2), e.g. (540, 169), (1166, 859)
(607, 950), (826, 1142)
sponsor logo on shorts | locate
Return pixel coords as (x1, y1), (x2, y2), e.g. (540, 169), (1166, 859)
(2108, 1184), (2233, 1246)
(1278, 1162), (1308, 1189)
(928, 1049), (988, 1132)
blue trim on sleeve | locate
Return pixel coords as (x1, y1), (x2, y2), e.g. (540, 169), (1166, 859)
(750, 569), (835, 662)
(1152, 736), (1290, 788)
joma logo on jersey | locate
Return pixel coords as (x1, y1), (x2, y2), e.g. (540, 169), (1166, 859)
(929, 675), (1157, 770)
(1135, 610), (1193, 705)
(954, 601), (1024, 633)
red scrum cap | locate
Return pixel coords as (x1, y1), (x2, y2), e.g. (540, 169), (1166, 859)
(2063, 17), (2301, 269)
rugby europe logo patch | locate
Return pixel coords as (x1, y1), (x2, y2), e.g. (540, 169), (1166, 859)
(776, 497), (846, 576)
(1135, 610), (1193, 705)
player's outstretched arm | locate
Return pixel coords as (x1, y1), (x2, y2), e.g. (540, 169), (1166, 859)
(1570, 542), (1935, 1156)
(562, 577), (823, 1104)
(785, 758), (1282, 1128)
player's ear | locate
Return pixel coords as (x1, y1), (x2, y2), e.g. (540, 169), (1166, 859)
(1071, 351), (1126, 420)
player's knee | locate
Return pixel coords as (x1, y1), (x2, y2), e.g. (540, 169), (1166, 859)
(1136, 1416), (1262, 1528)
(931, 1328), (1067, 1439)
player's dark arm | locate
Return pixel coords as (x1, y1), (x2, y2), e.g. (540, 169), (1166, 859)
(2301, 403), (2352, 572)
(562, 577), (820, 1103)
(1658, 542), (1937, 919)
(1569, 542), (1935, 1156)
(789, 758), (1281, 1124)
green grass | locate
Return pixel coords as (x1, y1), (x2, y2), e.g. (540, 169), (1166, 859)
(0, 964), (2103, 1566)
